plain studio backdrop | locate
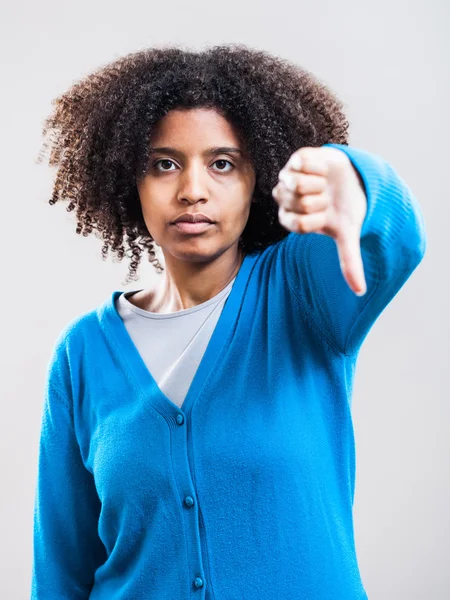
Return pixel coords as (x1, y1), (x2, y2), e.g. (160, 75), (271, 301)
(1, 0), (448, 598)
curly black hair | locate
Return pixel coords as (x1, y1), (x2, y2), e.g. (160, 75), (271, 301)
(37, 43), (349, 284)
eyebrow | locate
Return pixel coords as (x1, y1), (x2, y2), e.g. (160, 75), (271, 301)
(149, 146), (244, 157)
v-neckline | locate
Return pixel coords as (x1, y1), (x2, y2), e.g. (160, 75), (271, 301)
(97, 251), (260, 423)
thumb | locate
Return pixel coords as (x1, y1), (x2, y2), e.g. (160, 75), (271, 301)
(335, 229), (367, 296)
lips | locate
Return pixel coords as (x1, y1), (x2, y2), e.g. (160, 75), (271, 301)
(173, 213), (214, 224)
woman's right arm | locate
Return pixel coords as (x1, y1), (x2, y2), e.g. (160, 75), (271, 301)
(31, 375), (107, 598)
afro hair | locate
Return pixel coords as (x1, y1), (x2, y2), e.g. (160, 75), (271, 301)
(37, 43), (349, 283)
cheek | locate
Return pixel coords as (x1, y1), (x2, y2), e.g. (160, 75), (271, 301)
(222, 192), (253, 230)
(139, 200), (165, 242)
(229, 181), (254, 213)
(237, 190), (254, 220)
(138, 184), (164, 223)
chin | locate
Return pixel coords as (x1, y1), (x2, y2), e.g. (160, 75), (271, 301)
(164, 242), (232, 264)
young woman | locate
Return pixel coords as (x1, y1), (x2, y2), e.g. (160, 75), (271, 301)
(31, 44), (426, 599)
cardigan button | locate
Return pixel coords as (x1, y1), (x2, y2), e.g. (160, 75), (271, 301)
(176, 413), (184, 425)
(193, 576), (204, 589)
(184, 495), (195, 508)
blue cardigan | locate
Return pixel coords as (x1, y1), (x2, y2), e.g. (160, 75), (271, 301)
(31, 144), (427, 599)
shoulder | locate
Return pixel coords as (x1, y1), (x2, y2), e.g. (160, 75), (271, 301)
(46, 298), (106, 390)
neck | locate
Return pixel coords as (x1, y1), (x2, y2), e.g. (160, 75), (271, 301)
(153, 245), (244, 313)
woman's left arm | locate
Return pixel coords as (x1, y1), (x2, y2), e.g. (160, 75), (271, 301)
(273, 144), (427, 356)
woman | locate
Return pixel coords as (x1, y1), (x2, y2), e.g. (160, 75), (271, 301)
(31, 44), (426, 599)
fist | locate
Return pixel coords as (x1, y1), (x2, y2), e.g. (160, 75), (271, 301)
(272, 146), (368, 296)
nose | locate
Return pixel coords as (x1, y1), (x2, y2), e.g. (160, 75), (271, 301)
(177, 162), (209, 205)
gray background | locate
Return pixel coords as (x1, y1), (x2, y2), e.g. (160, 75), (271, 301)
(1, 0), (448, 598)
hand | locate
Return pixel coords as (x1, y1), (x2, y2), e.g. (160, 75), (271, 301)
(272, 146), (368, 296)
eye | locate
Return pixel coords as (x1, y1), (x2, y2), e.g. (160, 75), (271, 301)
(153, 159), (177, 172)
(212, 159), (234, 172)
(152, 158), (235, 173)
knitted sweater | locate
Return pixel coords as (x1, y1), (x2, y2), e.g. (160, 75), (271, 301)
(31, 144), (427, 599)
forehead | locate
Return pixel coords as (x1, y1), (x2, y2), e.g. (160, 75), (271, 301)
(150, 108), (242, 146)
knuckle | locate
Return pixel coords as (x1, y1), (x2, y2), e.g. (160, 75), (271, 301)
(300, 196), (313, 213)
(295, 176), (308, 195)
(296, 217), (308, 233)
(279, 189), (291, 206)
(299, 147), (315, 166)
(278, 168), (287, 181)
(278, 206), (287, 223)
(273, 185), (284, 201)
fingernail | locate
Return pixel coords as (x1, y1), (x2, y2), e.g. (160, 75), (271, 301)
(289, 155), (302, 170)
(356, 288), (366, 296)
(279, 172), (297, 191)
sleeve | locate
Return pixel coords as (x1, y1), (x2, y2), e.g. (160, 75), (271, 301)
(281, 143), (427, 356)
(31, 344), (107, 598)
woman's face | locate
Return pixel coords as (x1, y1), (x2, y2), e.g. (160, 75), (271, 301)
(137, 107), (256, 265)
